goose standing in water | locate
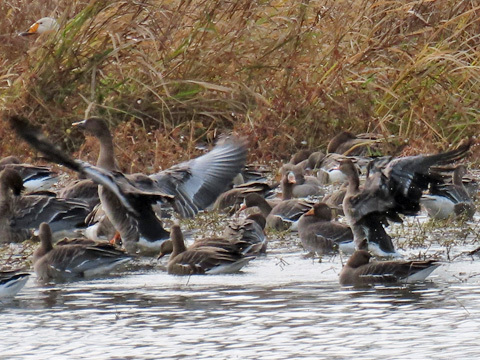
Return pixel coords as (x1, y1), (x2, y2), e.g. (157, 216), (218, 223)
(33, 222), (131, 282)
(297, 202), (353, 257)
(165, 223), (254, 275)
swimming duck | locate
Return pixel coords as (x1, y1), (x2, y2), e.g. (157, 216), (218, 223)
(33, 222), (131, 282)
(0, 269), (30, 297)
(297, 202), (354, 256)
(339, 249), (440, 286)
(0, 167), (90, 243)
(165, 224), (254, 275)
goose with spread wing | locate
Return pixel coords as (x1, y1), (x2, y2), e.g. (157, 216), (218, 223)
(10, 116), (247, 255)
(339, 140), (472, 256)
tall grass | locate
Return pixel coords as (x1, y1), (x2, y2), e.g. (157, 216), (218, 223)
(1, 0), (479, 168)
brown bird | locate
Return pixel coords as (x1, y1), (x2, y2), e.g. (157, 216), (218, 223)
(298, 203), (353, 256)
(33, 223), (131, 282)
(339, 249), (440, 286)
(165, 224), (254, 275)
(339, 140), (472, 256)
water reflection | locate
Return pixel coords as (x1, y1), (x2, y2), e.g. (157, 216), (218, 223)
(1, 250), (480, 358)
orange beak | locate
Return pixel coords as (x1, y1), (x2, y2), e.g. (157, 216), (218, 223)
(19, 22), (39, 36)
(109, 231), (122, 245)
(304, 207), (315, 216)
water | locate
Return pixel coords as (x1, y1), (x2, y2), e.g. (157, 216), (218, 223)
(2, 238), (480, 359)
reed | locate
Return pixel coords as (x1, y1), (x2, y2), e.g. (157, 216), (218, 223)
(1, 0), (478, 167)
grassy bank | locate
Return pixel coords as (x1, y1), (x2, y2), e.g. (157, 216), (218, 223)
(1, 0), (479, 169)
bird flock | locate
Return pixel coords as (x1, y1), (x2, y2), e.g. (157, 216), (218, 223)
(0, 114), (476, 298)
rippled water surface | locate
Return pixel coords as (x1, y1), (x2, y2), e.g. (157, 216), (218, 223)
(3, 244), (480, 359)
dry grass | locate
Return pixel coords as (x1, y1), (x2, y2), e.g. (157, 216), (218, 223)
(1, 0), (479, 167)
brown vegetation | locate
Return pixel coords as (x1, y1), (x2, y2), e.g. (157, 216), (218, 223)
(1, 0), (479, 169)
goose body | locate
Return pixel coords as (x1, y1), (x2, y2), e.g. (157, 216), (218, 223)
(165, 224), (254, 275)
(33, 223), (131, 282)
(0, 168), (90, 243)
(339, 250), (440, 286)
(298, 203), (353, 256)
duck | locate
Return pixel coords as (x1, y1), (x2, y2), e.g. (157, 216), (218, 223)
(297, 202), (354, 256)
(339, 249), (440, 286)
(33, 222), (131, 282)
(10, 116), (247, 255)
(421, 165), (476, 220)
(0, 269), (30, 297)
(19, 17), (59, 36)
(339, 140), (472, 256)
(164, 223), (254, 275)
(0, 167), (90, 243)
(0, 156), (58, 192)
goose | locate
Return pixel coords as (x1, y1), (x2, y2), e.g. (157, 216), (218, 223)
(339, 139), (472, 256)
(165, 223), (254, 275)
(0, 167), (90, 243)
(222, 213), (267, 255)
(157, 214), (267, 259)
(339, 249), (440, 286)
(297, 202), (354, 256)
(240, 193), (313, 231)
(279, 163), (324, 198)
(421, 165), (476, 220)
(33, 222), (131, 282)
(327, 131), (381, 156)
(10, 116), (247, 255)
(19, 17), (58, 36)
(0, 156), (58, 192)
